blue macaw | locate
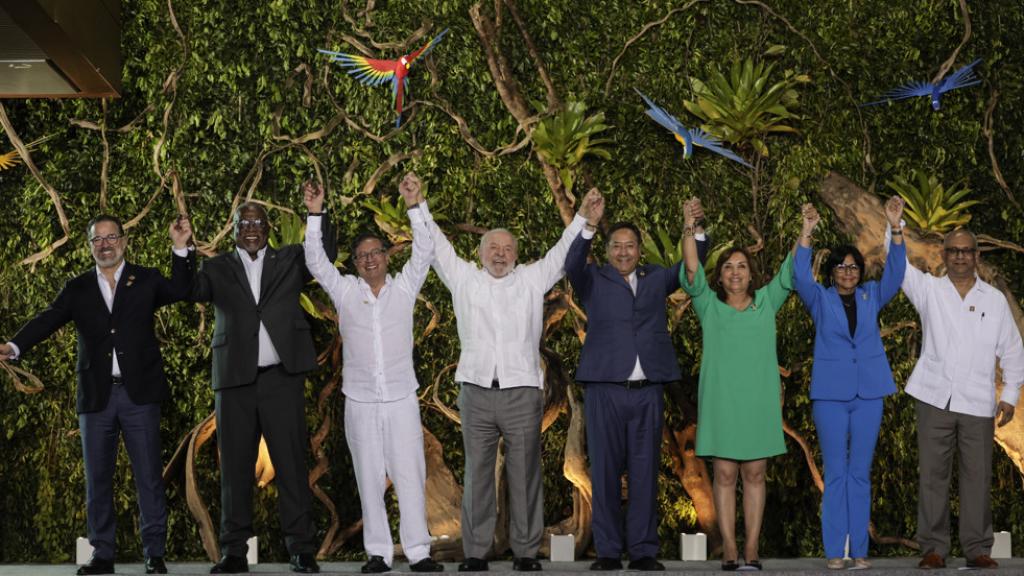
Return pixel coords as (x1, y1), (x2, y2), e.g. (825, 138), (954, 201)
(635, 89), (751, 168)
(860, 58), (982, 111)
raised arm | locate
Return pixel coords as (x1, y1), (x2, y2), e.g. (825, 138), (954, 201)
(793, 204), (822, 310)
(159, 215), (196, 305)
(565, 188), (603, 300)
(682, 197), (702, 284)
(395, 171), (435, 294)
(303, 180), (351, 306)
(878, 196), (907, 305)
(526, 190), (591, 292)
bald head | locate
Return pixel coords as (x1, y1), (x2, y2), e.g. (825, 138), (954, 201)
(478, 228), (518, 278)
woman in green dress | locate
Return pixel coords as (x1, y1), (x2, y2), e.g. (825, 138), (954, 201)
(680, 200), (816, 571)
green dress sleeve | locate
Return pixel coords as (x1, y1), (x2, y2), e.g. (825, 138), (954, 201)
(764, 252), (795, 313)
(680, 262), (713, 319)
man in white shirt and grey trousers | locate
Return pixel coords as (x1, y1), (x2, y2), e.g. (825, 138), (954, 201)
(428, 187), (602, 572)
(303, 173), (443, 574)
(899, 226), (1024, 570)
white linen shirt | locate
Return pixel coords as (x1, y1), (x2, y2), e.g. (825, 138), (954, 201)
(235, 245), (282, 367)
(427, 203), (586, 390)
(304, 208), (433, 403)
(902, 257), (1024, 417)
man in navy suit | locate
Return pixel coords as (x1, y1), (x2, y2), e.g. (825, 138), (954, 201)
(0, 214), (194, 575)
(565, 192), (708, 571)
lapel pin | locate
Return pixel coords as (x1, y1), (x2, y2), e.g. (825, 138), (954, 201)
(969, 305), (975, 312)
(126, 275), (136, 287)
(862, 292), (867, 301)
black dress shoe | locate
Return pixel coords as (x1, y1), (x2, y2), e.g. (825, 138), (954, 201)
(458, 557), (489, 572)
(589, 557), (623, 571)
(627, 557), (664, 571)
(76, 557), (114, 575)
(210, 555), (249, 574)
(146, 556), (168, 574)
(513, 557), (542, 571)
(410, 557), (445, 572)
(291, 552), (321, 573)
(362, 556), (391, 573)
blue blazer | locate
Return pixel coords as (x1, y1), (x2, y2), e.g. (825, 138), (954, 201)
(565, 232), (707, 383)
(793, 242), (906, 401)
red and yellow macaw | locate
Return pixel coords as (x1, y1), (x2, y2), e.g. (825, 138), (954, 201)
(319, 29), (449, 127)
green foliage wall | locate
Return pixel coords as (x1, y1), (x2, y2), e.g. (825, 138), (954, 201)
(2, 0), (1023, 563)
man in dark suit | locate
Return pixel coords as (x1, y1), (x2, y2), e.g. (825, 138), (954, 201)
(0, 214), (194, 575)
(564, 192), (708, 571)
(190, 198), (335, 574)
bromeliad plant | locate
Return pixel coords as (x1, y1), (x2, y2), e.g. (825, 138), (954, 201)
(531, 100), (613, 196)
(682, 56), (808, 159)
(886, 169), (979, 234)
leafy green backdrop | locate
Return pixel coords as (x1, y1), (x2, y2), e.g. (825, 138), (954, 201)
(1, 0), (1022, 563)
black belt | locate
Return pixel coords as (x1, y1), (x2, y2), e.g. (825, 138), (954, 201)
(617, 379), (653, 389)
(257, 364), (280, 374)
(111, 375), (123, 385)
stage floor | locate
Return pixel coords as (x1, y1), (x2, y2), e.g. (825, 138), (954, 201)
(1, 558), (1022, 575)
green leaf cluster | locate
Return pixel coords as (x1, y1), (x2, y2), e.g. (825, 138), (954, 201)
(886, 169), (978, 234)
(531, 101), (612, 194)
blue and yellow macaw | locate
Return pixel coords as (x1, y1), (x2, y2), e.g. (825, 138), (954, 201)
(635, 89), (751, 168)
(860, 58), (982, 111)
(319, 29), (449, 127)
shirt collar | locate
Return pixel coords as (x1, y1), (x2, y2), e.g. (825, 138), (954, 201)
(95, 260), (127, 282)
(236, 245), (267, 263)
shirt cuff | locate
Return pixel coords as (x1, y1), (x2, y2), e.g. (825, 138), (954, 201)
(6, 341), (20, 360)
(581, 228), (596, 240)
(695, 232), (707, 241)
(418, 201), (434, 222)
(1000, 383), (1021, 408)
(172, 246), (191, 257)
(306, 214), (322, 234)
(408, 205), (426, 225)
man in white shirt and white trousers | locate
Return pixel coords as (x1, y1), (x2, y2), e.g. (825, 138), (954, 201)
(900, 227), (1024, 570)
(303, 174), (443, 574)
(428, 188), (602, 572)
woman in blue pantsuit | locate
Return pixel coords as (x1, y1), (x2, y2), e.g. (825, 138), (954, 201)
(793, 198), (905, 570)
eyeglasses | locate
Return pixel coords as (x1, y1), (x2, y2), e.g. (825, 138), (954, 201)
(89, 234), (123, 245)
(833, 263), (860, 273)
(237, 219), (265, 228)
(354, 248), (387, 262)
(944, 247), (976, 257)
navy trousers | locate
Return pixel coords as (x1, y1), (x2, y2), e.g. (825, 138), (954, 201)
(79, 381), (166, 560)
(583, 382), (664, 559)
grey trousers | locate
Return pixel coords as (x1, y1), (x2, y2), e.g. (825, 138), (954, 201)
(915, 399), (994, 559)
(458, 383), (544, 559)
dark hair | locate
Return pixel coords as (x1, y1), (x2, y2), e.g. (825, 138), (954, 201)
(712, 247), (759, 302)
(605, 222), (642, 244)
(349, 232), (391, 264)
(823, 245), (866, 288)
(87, 214), (124, 237)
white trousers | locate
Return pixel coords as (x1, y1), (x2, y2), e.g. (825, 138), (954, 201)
(345, 393), (432, 565)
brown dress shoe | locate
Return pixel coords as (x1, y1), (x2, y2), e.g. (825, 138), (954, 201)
(917, 552), (945, 569)
(966, 555), (998, 569)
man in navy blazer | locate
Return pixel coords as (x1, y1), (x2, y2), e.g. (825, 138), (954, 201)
(0, 214), (194, 575)
(565, 191), (708, 571)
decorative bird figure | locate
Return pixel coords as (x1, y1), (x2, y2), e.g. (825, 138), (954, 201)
(635, 89), (752, 168)
(860, 58), (982, 111)
(319, 28), (449, 127)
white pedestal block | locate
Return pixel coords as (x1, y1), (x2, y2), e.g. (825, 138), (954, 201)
(680, 532), (707, 561)
(75, 537), (94, 565)
(549, 534), (575, 562)
(247, 536), (259, 565)
(992, 531), (1012, 559)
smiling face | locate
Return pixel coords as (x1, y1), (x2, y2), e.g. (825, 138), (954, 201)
(353, 236), (390, 286)
(479, 229), (518, 278)
(234, 204), (269, 258)
(831, 254), (862, 295)
(942, 229), (978, 281)
(606, 227), (641, 277)
(719, 251), (752, 297)
(89, 219), (126, 269)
